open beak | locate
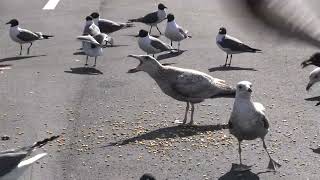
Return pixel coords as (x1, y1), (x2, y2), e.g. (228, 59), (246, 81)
(306, 82), (314, 91)
(127, 54), (142, 73)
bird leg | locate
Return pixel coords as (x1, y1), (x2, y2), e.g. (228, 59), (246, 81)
(262, 139), (281, 171)
(85, 56), (89, 66)
(93, 57), (97, 67)
(155, 25), (162, 35)
(178, 42), (180, 51)
(228, 54), (233, 66)
(149, 26), (153, 34)
(224, 54), (229, 66)
(182, 102), (190, 124)
(233, 140), (252, 171)
(170, 40), (172, 46)
(188, 103), (195, 125)
(27, 42), (32, 55)
(19, 44), (22, 55)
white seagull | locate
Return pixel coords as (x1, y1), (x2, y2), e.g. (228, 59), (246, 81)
(306, 67), (320, 90)
(127, 54), (236, 125)
(164, 13), (191, 50)
(216, 27), (261, 66)
(128, 3), (167, 35)
(228, 81), (281, 171)
(6, 19), (53, 55)
(137, 29), (173, 57)
(90, 12), (134, 34)
(0, 135), (59, 180)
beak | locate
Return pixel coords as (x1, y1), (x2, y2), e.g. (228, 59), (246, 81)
(248, 88), (252, 93)
(127, 54), (142, 73)
(5, 21), (11, 25)
(134, 34), (139, 37)
(306, 82), (314, 91)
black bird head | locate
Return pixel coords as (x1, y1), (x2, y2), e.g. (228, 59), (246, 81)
(85, 16), (93, 21)
(6, 19), (19, 27)
(167, 14), (175, 22)
(90, 12), (100, 19)
(158, 3), (167, 10)
(137, 29), (148, 38)
(140, 173), (156, 180)
(219, 27), (227, 35)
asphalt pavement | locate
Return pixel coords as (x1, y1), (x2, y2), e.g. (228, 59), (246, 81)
(1, 0), (320, 179)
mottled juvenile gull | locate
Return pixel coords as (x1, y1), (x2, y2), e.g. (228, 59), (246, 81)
(228, 81), (281, 171)
(0, 135), (59, 179)
(128, 3), (167, 35)
(301, 52), (320, 68)
(6, 19), (53, 55)
(137, 29), (173, 57)
(165, 13), (191, 50)
(216, 27), (261, 66)
(127, 54), (236, 125)
(306, 67), (320, 90)
(90, 12), (134, 34)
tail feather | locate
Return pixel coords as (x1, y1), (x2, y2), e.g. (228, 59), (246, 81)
(211, 88), (236, 98)
(120, 23), (135, 28)
(35, 32), (53, 39)
(17, 153), (47, 168)
(31, 135), (60, 149)
(42, 35), (54, 39)
(250, 47), (262, 53)
(128, 17), (143, 23)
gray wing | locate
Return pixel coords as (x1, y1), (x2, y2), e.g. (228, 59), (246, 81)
(150, 38), (171, 51)
(142, 11), (158, 24)
(17, 29), (40, 42)
(0, 151), (28, 177)
(220, 37), (254, 52)
(98, 19), (121, 34)
(178, 27), (188, 38)
(77, 35), (100, 46)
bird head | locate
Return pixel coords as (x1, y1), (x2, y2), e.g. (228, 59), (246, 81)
(140, 173), (156, 180)
(127, 54), (161, 73)
(136, 29), (148, 38)
(6, 19), (19, 27)
(90, 12), (100, 19)
(167, 14), (175, 22)
(158, 3), (167, 10)
(218, 27), (227, 35)
(307, 68), (320, 91)
(236, 81), (253, 98)
(85, 16), (93, 21)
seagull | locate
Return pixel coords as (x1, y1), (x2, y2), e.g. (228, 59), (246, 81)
(228, 81), (281, 171)
(6, 19), (53, 55)
(83, 16), (101, 36)
(301, 52), (320, 68)
(137, 29), (173, 57)
(128, 3), (167, 35)
(127, 54), (236, 125)
(306, 67), (320, 90)
(0, 135), (59, 180)
(216, 27), (261, 66)
(77, 33), (111, 67)
(164, 13), (191, 50)
(90, 12), (134, 34)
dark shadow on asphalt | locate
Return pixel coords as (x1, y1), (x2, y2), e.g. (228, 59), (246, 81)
(157, 50), (186, 61)
(310, 147), (320, 154)
(125, 34), (161, 38)
(162, 62), (176, 66)
(305, 96), (320, 106)
(106, 124), (228, 147)
(105, 44), (129, 48)
(64, 67), (103, 75)
(0, 55), (46, 63)
(208, 66), (258, 72)
(73, 51), (86, 55)
(218, 163), (274, 180)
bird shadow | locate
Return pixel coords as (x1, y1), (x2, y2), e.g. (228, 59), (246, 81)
(218, 164), (274, 180)
(125, 34), (160, 38)
(73, 51), (86, 55)
(0, 55), (46, 63)
(310, 147), (320, 154)
(105, 44), (129, 48)
(64, 67), (103, 75)
(305, 96), (320, 106)
(104, 124), (228, 147)
(208, 66), (258, 72)
(157, 50), (186, 61)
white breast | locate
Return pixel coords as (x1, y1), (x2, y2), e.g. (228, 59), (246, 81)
(82, 42), (103, 57)
(9, 26), (25, 44)
(138, 36), (159, 54)
(165, 21), (184, 41)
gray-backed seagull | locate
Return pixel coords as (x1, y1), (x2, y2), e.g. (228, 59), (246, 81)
(301, 52), (320, 68)
(306, 67), (320, 90)
(127, 54), (236, 125)
(90, 12), (134, 34)
(216, 27), (261, 66)
(6, 19), (53, 55)
(137, 29), (173, 57)
(228, 81), (281, 171)
(164, 13), (191, 51)
(0, 135), (59, 180)
(128, 3), (167, 35)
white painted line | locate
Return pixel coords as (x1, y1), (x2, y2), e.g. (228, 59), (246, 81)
(43, 0), (61, 10)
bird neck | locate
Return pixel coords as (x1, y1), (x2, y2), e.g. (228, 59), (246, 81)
(86, 20), (94, 26)
(157, 10), (167, 21)
(145, 63), (165, 78)
(93, 18), (99, 25)
(233, 96), (254, 112)
(216, 33), (225, 42)
(167, 20), (177, 26)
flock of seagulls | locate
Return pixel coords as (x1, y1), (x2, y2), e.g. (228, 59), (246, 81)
(3, 2), (320, 179)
